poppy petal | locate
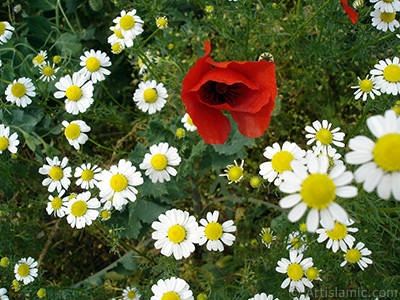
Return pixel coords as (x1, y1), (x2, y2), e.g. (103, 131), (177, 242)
(340, 0), (358, 25)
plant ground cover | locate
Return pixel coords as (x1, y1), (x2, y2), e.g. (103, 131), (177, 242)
(0, 0), (400, 299)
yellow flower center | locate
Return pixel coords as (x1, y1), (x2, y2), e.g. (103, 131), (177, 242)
(65, 85), (82, 101)
(86, 57), (100, 72)
(120, 15), (135, 30)
(0, 22), (5, 35)
(127, 290), (137, 299)
(11, 82), (26, 98)
(380, 12), (396, 23)
(306, 267), (319, 280)
(161, 291), (181, 300)
(65, 123), (81, 140)
(53, 55), (61, 64)
(71, 200), (88, 217)
(151, 154), (168, 170)
(157, 18), (168, 28)
(43, 66), (54, 77)
(290, 237), (301, 249)
(17, 263), (30, 277)
(204, 222), (223, 240)
(51, 197), (63, 210)
(250, 177), (261, 188)
(187, 115), (195, 126)
(228, 166), (243, 182)
(168, 224), (186, 243)
(112, 43), (123, 54)
(326, 221), (348, 240)
(287, 263), (304, 281)
(37, 288), (46, 298)
(0, 257), (10, 267)
(68, 193), (77, 201)
(33, 55), (44, 65)
(299, 223), (307, 232)
(101, 210), (111, 220)
(346, 248), (362, 263)
(271, 150), (295, 173)
(383, 0), (394, 2)
(143, 88), (158, 103)
(315, 128), (333, 145)
(0, 137), (9, 151)
(49, 166), (63, 181)
(114, 28), (124, 39)
(373, 133), (400, 172)
(176, 128), (185, 138)
(110, 174), (128, 192)
(359, 79), (373, 92)
(383, 64), (400, 83)
(81, 169), (94, 181)
(300, 173), (336, 210)
(262, 232), (272, 244)
(12, 279), (21, 291)
(138, 58), (143, 68)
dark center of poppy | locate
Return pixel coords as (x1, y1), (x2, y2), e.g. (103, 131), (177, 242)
(200, 81), (243, 106)
(215, 82), (228, 94)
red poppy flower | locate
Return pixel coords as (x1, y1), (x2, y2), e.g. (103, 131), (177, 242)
(181, 41), (277, 144)
(340, 0), (358, 25)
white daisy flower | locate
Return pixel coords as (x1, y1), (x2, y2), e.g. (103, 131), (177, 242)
(371, 9), (400, 32)
(351, 75), (381, 101)
(311, 145), (344, 168)
(111, 42), (125, 55)
(46, 189), (67, 218)
(345, 109), (400, 200)
(14, 257), (38, 285)
(151, 209), (200, 260)
(133, 80), (168, 114)
(138, 51), (155, 76)
(0, 21), (15, 44)
(279, 153), (358, 232)
(139, 142), (181, 183)
(259, 227), (276, 249)
(259, 141), (306, 186)
(286, 231), (308, 254)
(305, 120), (345, 151)
(65, 191), (100, 229)
(317, 219), (358, 253)
(276, 251), (314, 293)
(74, 163), (102, 190)
(54, 72), (94, 115)
(5, 77), (36, 108)
(62, 120), (91, 150)
(181, 113), (197, 132)
(198, 210), (236, 252)
(108, 25), (129, 48)
(340, 242), (373, 270)
(248, 293), (279, 300)
(113, 10), (144, 41)
(156, 16), (168, 29)
(39, 156), (72, 193)
(39, 62), (59, 82)
(150, 277), (194, 300)
(219, 160), (245, 184)
(370, 57), (400, 95)
(96, 159), (143, 211)
(78, 49), (112, 84)
(32, 50), (47, 67)
(0, 287), (8, 300)
(14, 4), (22, 13)
(293, 295), (310, 300)
(370, 0), (400, 13)
(0, 59), (2, 67)
(0, 124), (19, 154)
(122, 286), (140, 300)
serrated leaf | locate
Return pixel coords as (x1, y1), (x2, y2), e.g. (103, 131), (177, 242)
(54, 33), (82, 57)
(112, 254), (137, 275)
(145, 120), (173, 145)
(139, 177), (168, 198)
(129, 142), (147, 165)
(64, 0), (79, 14)
(190, 140), (206, 159)
(213, 128), (254, 156)
(134, 198), (167, 224)
(79, 24), (96, 41)
(26, 16), (55, 44)
(27, 0), (56, 11)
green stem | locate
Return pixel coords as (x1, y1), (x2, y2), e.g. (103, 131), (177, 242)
(296, 0), (301, 16)
(343, 100), (374, 145)
(14, 153), (42, 166)
(340, 32), (396, 56)
(88, 138), (142, 157)
(57, 0), (76, 33)
(99, 81), (135, 114)
(7, 41), (39, 87)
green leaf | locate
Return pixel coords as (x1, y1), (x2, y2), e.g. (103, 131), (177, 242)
(139, 177), (168, 198)
(27, 0), (56, 11)
(144, 120), (173, 145)
(64, 0), (79, 14)
(129, 142), (147, 166)
(112, 254), (137, 275)
(213, 126), (254, 156)
(134, 198), (167, 224)
(54, 33), (83, 57)
(26, 16), (55, 45)
(79, 24), (96, 41)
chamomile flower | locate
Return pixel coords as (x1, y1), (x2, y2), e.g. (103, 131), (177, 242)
(122, 286), (140, 300)
(371, 8), (400, 32)
(39, 156), (72, 193)
(248, 293), (279, 300)
(181, 113), (197, 131)
(65, 191), (100, 229)
(100, 209), (112, 221)
(276, 251), (314, 293)
(0, 124), (19, 154)
(108, 25), (129, 48)
(78, 49), (112, 84)
(74, 163), (102, 189)
(305, 266), (322, 282)
(156, 16), (168, 29)
(0, 288), (8, 300)
(139, 142), (181, 183)
(220, 160), (244, 184)
(293, 295), (310, 300)
(37, 288), (46, 299)
(133, 80), (168, 114)
(305, 120), (345, 151)
(32, 50), (47, 67)
(198, 210), (236, 252)
(286, 231), (308, 254)
(351, 75), (381, 101)
(150, 277), (194, 300)
(259, 227), (276, 248)
(340, 242), (373, 270)
(96, 159), (143, 210)
(46, 190), (67, 218)
(14, 257), (38, 285)
(62, 120), (91, 150)
(54, 72), (94, 115)
(137, 51), (154, 76)
(5, 77), (36, 108)
(113, 10), (144, 41)
(345, 109), (400, 200)
(259, 141), (306, 186)
(370, 0), (400, 13)
(0, 22), (15, 44)
(311, 145), (343, 167)
(151, 209), (200, 260)
(14, 4), (22, 13)
(370, 57), (400, 95)
(39, 62), (59, 82)
(279, 153), (358, 232)
(111, 42), (125, 55)
(317, 219), (358, 253)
